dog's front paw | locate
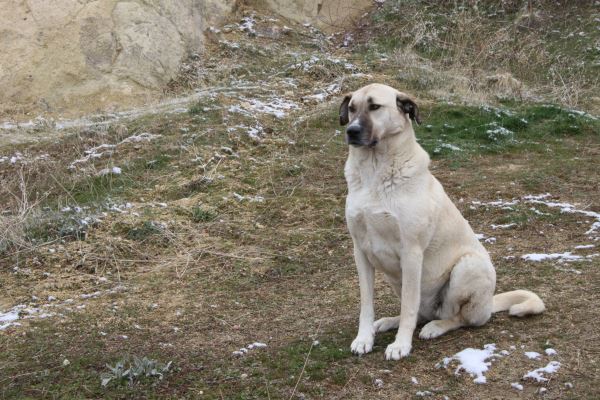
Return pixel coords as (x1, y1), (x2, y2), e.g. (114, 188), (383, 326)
(351, 335), (374, 355)
(384, 340), (411, 360)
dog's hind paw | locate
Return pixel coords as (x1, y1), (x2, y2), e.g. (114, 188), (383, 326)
(350, 335), (374, 355)
(419, 321), (446, 339)
(384, 340), (411, 360)
(373, 316), (400, 333)
(419, 318), (462, 340)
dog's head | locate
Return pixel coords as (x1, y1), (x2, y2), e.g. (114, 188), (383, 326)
(339, 84), (421, 147)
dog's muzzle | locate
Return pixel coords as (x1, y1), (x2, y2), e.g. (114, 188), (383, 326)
(346, 125), (377, 147)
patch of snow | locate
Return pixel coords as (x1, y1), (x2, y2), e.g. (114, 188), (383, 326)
(97, 166), (122, 176)
(524, 195), (600, 236)
(247, 342), (267, 349)
(69, 144), (116, 168)
(529, 207), (550, 216)
(232, 192), (245, 202)
(411, 376), (419, 385)
(0, 304), (60, 329)
(120, 132), (161, 144)
(342, 33), (354, 47)
(239, 16), (256, 36)
(73, 133), (161, 168)
(0, 307), (21, 330)
(471, 199), (519, 208)
(81, 291), (102, 299)
(491, 223), (516, 229)
(374, 378), (384, 388)
(229, 97), (299, 119)
(233, 342), (267, 357)
(523, 193), (551, 201)
(303, 83), (341, 103)
(574, 244), (595, 249)
(523, 361), (561, 382)
(521, 252), (583, 262)
(440, 143), (462, 151)
(416, 391), (433, 397)
(545, 348), (557, 356)
(486, 123), (514, 141)
(232, 193), (264, 203)
(511, 382), (523, 391)
(524, 351), (541, 360)
(439, 343), (499, 384)
(567, 109), (598, 120)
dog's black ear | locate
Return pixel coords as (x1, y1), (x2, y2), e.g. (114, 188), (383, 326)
(396, 96), (421, 125)
(339, 94), (352, 125)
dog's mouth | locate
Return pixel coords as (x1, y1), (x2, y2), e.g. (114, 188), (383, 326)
(347, 136), (378, 148)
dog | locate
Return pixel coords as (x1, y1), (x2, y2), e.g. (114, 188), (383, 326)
(340, 83), (545, 360)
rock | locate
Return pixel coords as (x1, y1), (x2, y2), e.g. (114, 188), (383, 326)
(0, 0), (236, 117)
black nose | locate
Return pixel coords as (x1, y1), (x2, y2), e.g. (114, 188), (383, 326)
(346, 125), (362, 138)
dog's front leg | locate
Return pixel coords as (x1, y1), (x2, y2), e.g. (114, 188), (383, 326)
(351, 247), (375, 355)
(385, 247), (423, 360)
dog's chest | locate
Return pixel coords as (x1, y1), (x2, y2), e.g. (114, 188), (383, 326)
(346, 194), (403, 276)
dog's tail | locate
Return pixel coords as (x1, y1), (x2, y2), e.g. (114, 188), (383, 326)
(492, 290), (545, 317)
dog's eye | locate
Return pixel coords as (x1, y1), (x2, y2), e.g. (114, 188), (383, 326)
(348, 105), (356, 113)
(369, 104), (381, 111)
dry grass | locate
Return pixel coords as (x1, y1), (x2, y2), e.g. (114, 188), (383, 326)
(355, 0), (600, 112)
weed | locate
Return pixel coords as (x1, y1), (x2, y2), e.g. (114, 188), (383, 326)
(100, 356), (173, 387)
(191, 206), (217, 223)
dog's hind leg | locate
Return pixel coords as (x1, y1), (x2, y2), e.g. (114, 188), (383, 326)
(419, 254), (495, 340)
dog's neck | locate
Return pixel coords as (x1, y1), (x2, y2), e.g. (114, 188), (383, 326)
(345, 128), (430, 192)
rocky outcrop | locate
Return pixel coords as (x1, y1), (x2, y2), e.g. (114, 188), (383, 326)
(0, 0), (372, 118)
(0, 0), (236, 117)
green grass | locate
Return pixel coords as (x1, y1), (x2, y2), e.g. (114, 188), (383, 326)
(415, 103), (599, 159)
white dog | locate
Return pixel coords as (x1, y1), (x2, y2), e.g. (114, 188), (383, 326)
(340, 84), (545, 360)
